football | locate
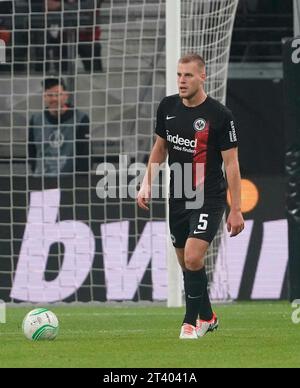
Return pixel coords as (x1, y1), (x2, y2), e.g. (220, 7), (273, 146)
(22, 308), (59, 341)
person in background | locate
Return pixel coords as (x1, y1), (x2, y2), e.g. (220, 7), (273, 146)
(0, 1), (11, 47)
(46, 0), (103, 73)
(0, 1), (12, 70)
(28, 77), (90, 176)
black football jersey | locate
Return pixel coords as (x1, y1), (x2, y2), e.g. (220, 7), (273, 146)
(155, 94), (238, 203)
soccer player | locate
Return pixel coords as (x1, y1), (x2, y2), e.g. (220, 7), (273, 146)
(137, 53), (244, 339)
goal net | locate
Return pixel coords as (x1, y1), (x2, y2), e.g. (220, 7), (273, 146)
(0, 0), (237, 303)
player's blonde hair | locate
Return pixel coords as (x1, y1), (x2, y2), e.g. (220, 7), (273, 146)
(179, 53), (206, 70)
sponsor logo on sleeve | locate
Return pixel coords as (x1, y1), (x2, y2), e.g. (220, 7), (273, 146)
(229, 121), (237, 143)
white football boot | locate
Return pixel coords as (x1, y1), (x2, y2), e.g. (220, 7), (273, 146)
(179, 323), (198, 339)
(196, 313), (219, 338)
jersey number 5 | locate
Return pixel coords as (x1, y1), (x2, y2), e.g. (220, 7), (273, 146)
(196, 214), (208, 231)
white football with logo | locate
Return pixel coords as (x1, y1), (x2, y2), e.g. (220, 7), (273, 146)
(22, 308), (59, 341)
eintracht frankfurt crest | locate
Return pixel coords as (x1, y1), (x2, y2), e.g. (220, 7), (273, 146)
(193, 118), (206, 132)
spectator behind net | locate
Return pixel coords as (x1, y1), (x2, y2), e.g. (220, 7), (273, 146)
(28, 77), (90, 176)
(46, 0), (103, 73)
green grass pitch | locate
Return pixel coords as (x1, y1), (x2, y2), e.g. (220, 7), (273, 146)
(0, 302), (299, 368)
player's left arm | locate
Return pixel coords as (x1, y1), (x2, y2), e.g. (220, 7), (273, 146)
(222, 148), (244, 237)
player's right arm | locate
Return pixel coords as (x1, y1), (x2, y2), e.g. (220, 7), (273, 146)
(137, 135), (168, 210)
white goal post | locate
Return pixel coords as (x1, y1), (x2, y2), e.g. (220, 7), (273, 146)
(166, 0), (182, 307)
(166, 0), (239, 307)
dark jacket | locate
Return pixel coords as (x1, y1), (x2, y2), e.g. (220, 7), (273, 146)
(28, 107), (90, 176)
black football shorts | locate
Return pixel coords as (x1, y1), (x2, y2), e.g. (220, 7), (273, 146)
(169, 201), (226, 248)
